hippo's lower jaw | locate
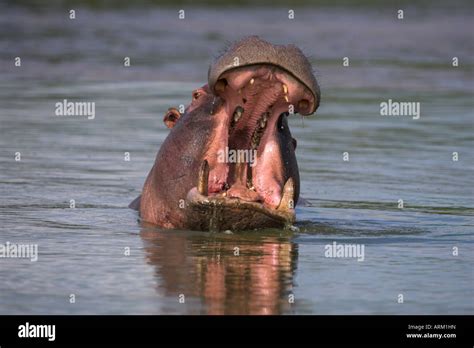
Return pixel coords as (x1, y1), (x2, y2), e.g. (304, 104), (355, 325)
(185, 177), (296, 231)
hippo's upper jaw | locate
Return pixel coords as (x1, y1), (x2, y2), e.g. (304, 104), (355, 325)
(208, 36), (320, 114)
(137, 36), (320, 231)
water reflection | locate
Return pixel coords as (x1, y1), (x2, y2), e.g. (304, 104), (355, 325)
(140, 224), (298, 314)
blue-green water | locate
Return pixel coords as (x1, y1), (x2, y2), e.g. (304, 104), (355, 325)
(0, 5), (473, 314)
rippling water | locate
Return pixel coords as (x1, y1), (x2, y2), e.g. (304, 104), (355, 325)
(0, 4), (473, 314)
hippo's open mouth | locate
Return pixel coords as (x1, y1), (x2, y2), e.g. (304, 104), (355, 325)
(185, 63), (317, 230)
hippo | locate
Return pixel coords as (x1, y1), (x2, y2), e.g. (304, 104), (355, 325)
(130, 36), (320, 231)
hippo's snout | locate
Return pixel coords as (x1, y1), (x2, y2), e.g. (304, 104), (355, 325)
(208, 36), (320, 114)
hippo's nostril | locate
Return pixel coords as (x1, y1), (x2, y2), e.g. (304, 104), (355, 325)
(215, 79), (227, 93)
(298, 99), (310, 112)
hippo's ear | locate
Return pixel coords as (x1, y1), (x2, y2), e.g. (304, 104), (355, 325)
(163, 108), (181, 129)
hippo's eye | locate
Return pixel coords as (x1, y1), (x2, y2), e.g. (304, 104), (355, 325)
(193, 91), (201, 100)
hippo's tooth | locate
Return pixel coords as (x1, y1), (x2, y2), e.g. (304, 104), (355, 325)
(233, 106), (244, 122)
(283, 84), (288, 94)
(298, 99), (309, 110)
(284, 95), (289, 103)
(259, 112), (268, 128)
(277, 178), (295, 211)
(246, 162), (253, 189)
(198, 160), (209, 196)
(250, 78), (255, 85)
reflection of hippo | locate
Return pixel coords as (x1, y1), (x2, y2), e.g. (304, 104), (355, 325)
(130, 36), (321, 230)
(140, 224), (298, 314)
